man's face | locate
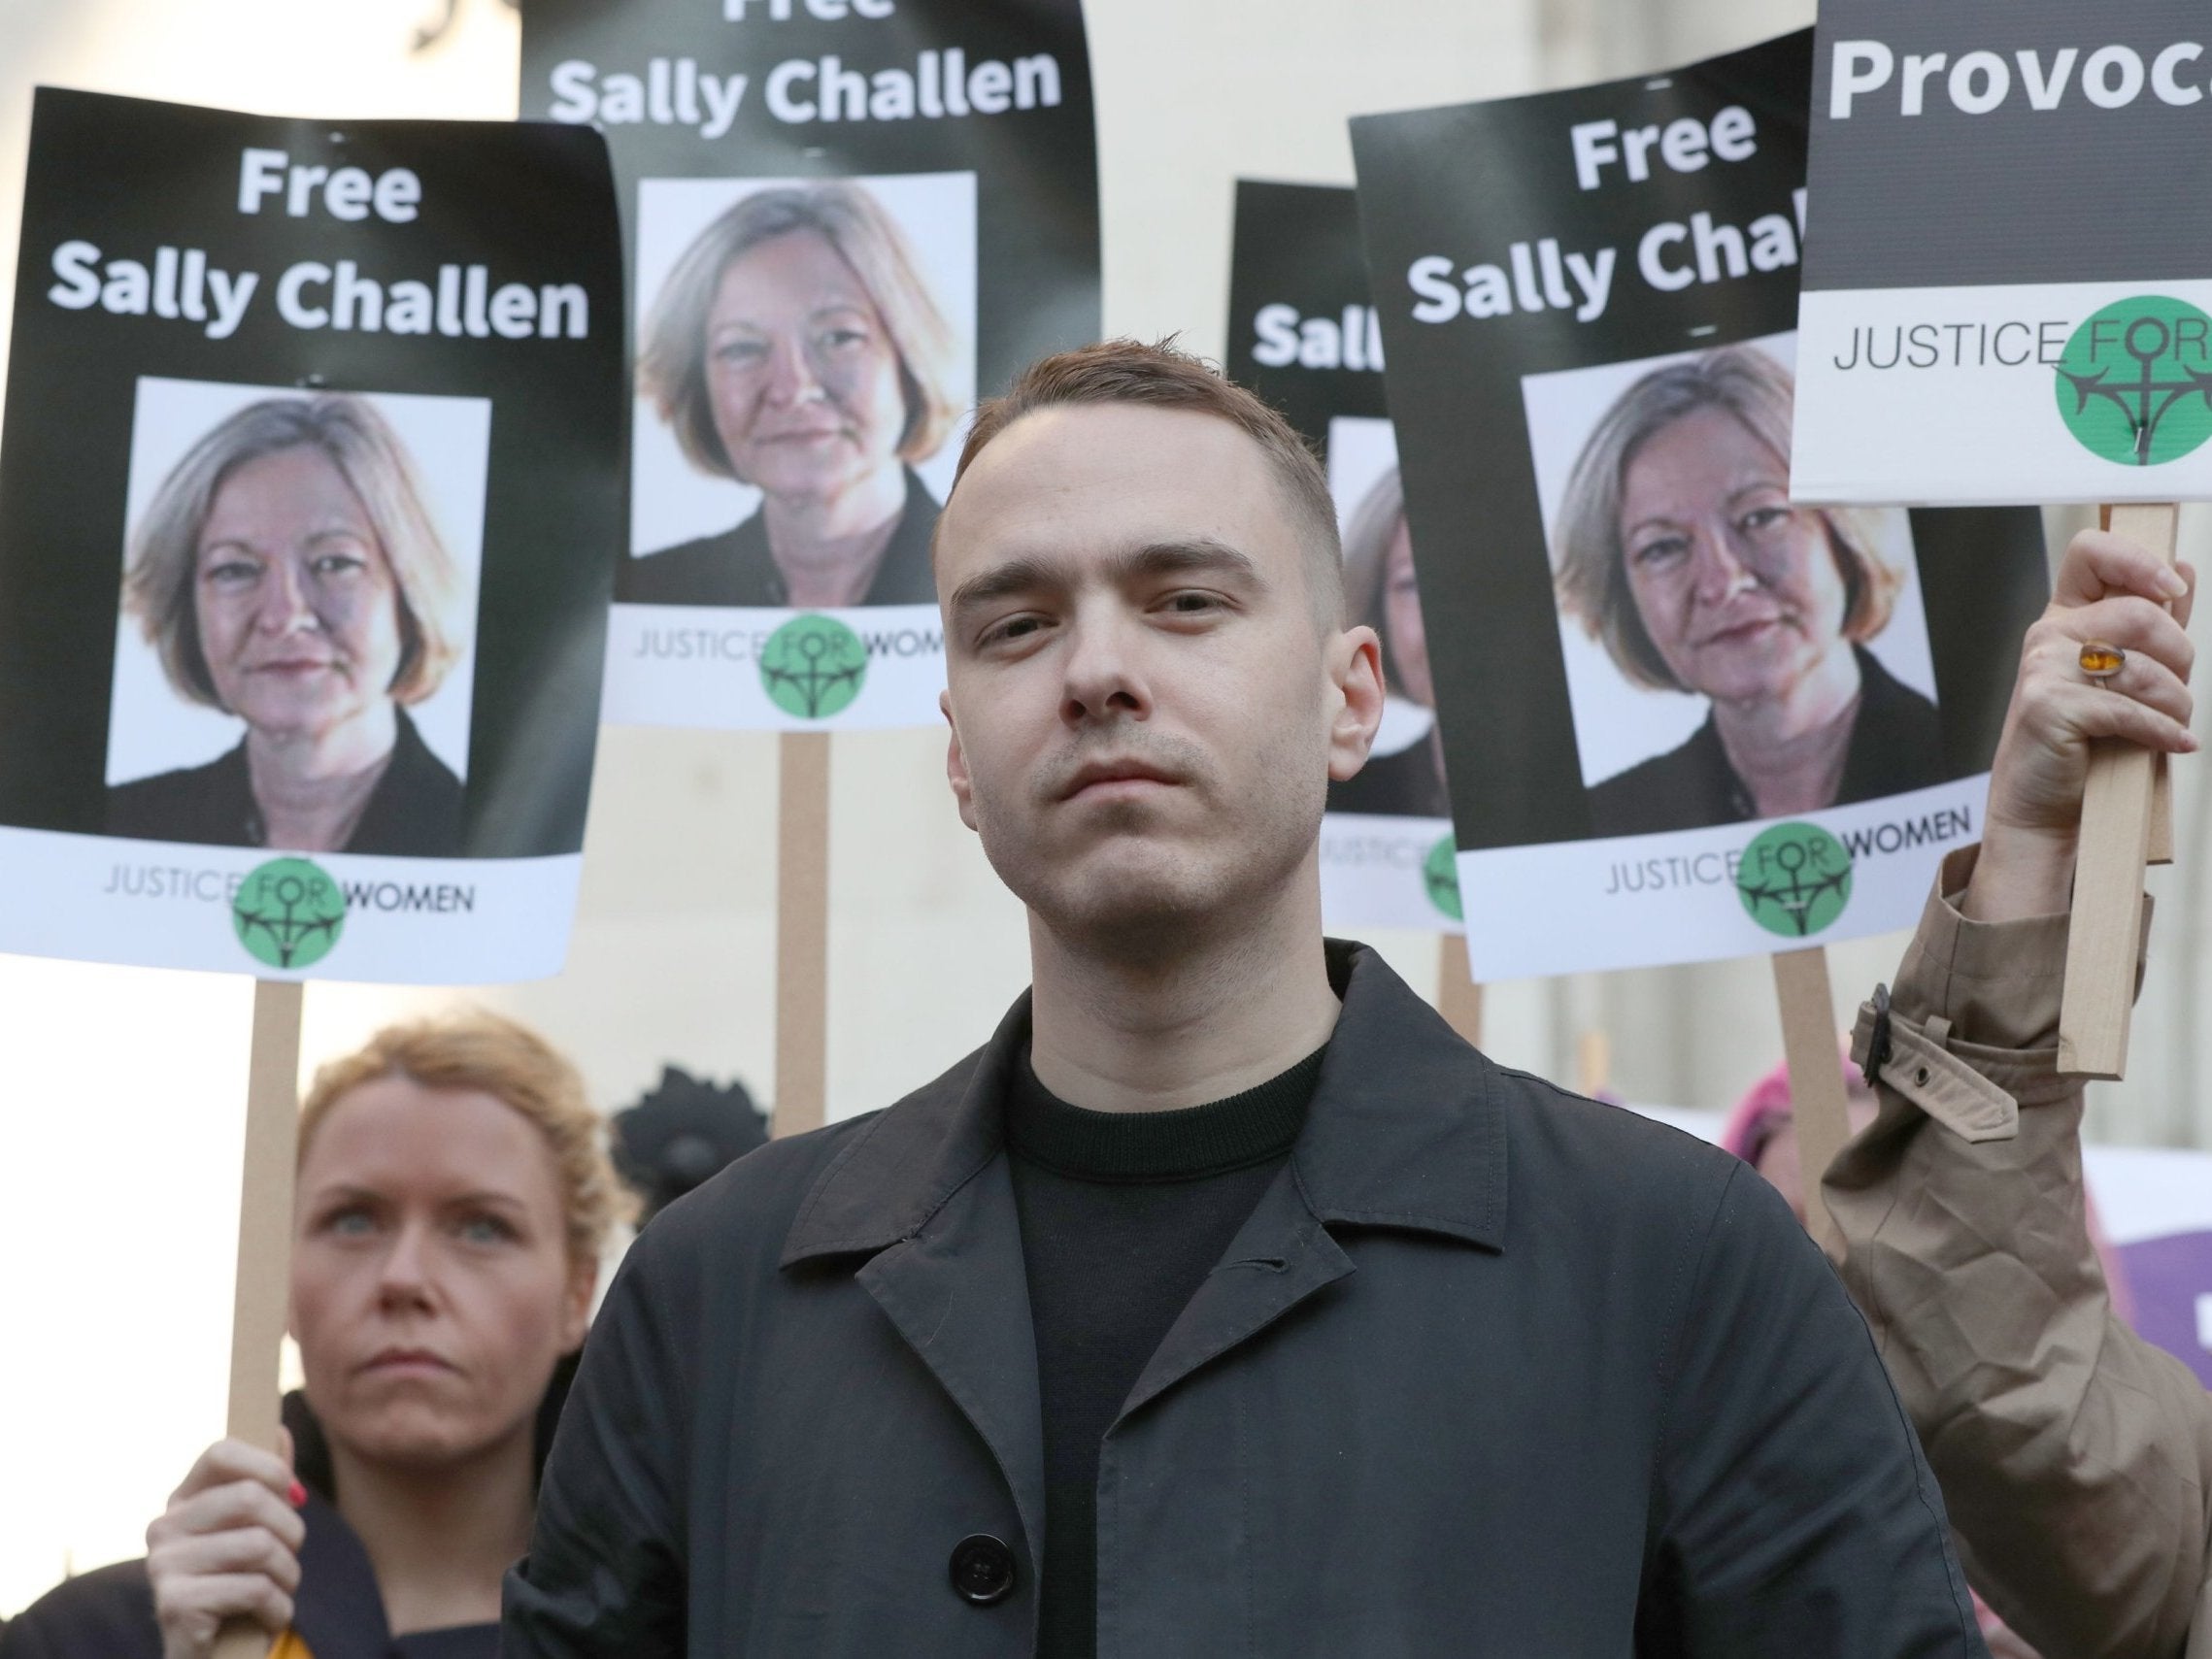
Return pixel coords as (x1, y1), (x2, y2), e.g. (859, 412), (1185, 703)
(937, 403), (1381, 946)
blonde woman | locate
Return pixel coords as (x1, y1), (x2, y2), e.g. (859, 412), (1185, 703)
(1554, 347), (1940, 836)
(629, 182), (962, 609)
(0, 1012), (626, 1659)
(108, 395), (465, 855)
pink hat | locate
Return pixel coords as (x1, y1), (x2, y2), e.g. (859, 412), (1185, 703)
(1719, 1051), (1865, 1166)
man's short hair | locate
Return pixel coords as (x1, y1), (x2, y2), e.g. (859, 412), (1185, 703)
(123, 394), (463, 712)
(944, 339), (1346, 627)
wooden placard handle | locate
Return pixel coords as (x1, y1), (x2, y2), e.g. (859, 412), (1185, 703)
(1435, 932), (1484, 1049)
(2059, 502), (2180, 1078)
(212, 979), (305, 1659)
(1771, 946), (1851, 1256)
(774, 731), (832, 1138)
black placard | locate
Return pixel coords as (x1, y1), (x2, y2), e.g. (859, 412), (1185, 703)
(1793, 0), (2212, 506)
(1227, 181), (1389, 440)
(1352, 31), (2047, 858)
(0, 89), (624, 982)
(522, 0), (1098, 402)
(0, 89), (624, 861)
(521, 0), (1098, 733)
(1352, 33), (2053, 977)
(1227, 180), (1461, 934)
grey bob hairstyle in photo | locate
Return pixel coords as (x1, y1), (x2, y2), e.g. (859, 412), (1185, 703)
(123, 393), (463, 711)
(1552, 346), (1903, 694)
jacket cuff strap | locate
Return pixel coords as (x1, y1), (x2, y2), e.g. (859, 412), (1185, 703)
(1853, 995), (2020, 1143)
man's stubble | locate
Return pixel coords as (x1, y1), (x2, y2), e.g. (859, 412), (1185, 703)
(969, 708), (1332, 967)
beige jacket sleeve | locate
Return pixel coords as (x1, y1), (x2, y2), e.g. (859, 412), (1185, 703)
(1824, 846), (2212, 1659)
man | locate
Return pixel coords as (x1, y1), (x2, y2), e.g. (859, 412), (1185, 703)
(505, 341), (1985, 1654)
(1826, 527), (2207, 1659)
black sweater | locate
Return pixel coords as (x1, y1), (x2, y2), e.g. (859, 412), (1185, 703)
(1006, 1043), (1324, 1659)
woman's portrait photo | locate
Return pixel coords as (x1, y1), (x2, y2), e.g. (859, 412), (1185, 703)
(104, 380), (487, 856)
(1529, 338), (1943, 839)
(623, 172), (977, 610)
(1324, 417), (1450, 821)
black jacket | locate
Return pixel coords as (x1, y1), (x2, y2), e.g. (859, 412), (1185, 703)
(105, 709), (463, 856)
(620, 468), (940, 608)
(0, 1375), (571, 1659)
(505, 943), (1986, 1657)
(1589, 647), (1946, 837)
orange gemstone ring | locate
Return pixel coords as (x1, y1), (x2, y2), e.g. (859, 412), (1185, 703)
(2078, 640), (2126, 682)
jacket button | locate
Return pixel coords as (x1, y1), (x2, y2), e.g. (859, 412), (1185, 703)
(948, 1534), (1017, 1606)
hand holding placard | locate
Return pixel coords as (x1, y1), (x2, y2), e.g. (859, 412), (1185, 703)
(0, 88), (624, 1654)
(1956, 519), (2196, 1073)
(1795, 0), (2212, 1075)
(1966, 522), (2195, 923)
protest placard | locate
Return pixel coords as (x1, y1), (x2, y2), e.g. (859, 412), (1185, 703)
(0, 89), (625, 985)
(1350, 30), (2051, 988)
(1793, 2), (2212, 506)
(0, 90), (625, 1657)
(1228, 181), (1462, 939)
(524, 0), (1100, 734)
(1794, 3), (2208, 1074)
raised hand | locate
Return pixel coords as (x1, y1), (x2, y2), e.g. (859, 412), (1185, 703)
(1968, 527), (2196, 923)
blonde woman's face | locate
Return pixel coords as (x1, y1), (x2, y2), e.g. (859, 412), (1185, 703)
(1381, 516), (1433, 708)
(290, 1077), (590, 1472)
(1617, 407), (1849, 707)
(703, 228), (909, 505)
(193, 446), (406, 738)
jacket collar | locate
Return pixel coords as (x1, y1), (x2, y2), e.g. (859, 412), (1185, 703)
(1290, 941), (1505, 1247)
(781, 940), (1507, 1267)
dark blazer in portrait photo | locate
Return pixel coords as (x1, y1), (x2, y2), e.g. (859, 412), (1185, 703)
(1551, 346), (1941, 839)
(622, 466), (940, 608)
(108, 707), (463, 856)
(1586, 645), (1942, 836)
(104, 393), (468, 857)
(624, 181), (960, 610)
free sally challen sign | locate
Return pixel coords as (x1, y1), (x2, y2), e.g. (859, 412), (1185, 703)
(0, 90), (625, 983)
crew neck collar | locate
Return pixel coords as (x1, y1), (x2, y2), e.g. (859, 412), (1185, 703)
(1005, 1044), (1325, 1182)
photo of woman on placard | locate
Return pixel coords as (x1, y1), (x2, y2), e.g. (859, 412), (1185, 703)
(1327, 464), (1450, 819)
(626, 182), (962, 609)
(106, 394), (467, 856)
(1552, 347), (1942, 837)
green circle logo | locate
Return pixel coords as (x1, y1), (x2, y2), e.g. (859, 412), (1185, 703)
(2056, 295), (2212, 467)
(759, 614), (867, 719)
(1423, 833), (1462, 922)
(232, 857), (347, 970)
(1735, 822), (1853, 939)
